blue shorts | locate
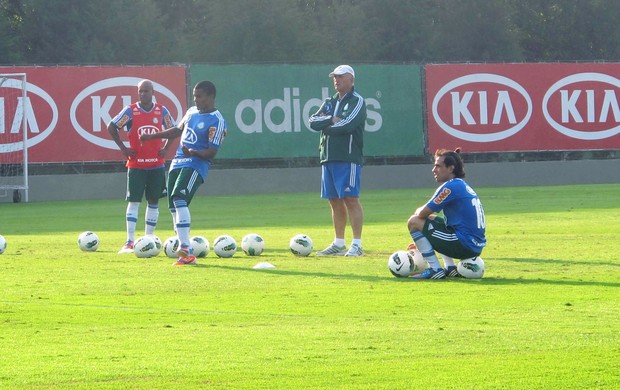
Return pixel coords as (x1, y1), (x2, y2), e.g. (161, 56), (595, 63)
(321, 162), (362, 199)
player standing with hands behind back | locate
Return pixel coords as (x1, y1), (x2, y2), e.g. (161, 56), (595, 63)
(108, 79), (175, 254)
(140, 81), (227, 266)
(309, 65), (367, 257)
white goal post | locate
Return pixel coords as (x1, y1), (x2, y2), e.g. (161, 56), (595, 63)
(0, 73), (29, 203)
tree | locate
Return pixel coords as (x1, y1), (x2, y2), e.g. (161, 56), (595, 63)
(2, 0), (620, 65)
(11, 0), (181, 64)
(427, 0), (523, 62)
(175, 0), (323, 63)
(0, 0), (24, 63)
(513, 0), (620, 61)
(357, 0), (436, 62)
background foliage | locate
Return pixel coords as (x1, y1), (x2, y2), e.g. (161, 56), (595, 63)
(2, 0), (620, 65)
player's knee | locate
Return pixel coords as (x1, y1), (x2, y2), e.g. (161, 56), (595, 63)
(343, 196), (361, 209)
(407, 215), (422, 231)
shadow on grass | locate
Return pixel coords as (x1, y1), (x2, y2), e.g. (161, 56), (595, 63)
(497, 257), (620, 268)
(199, 263), (391, 283)
(198, 263), (620, 288)
(468, 277), (620, 288)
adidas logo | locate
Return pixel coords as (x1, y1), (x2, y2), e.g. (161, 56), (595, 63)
(428, 223), (434, 230)
(344, 187), (351, 192)
(180, 189), (187, 195)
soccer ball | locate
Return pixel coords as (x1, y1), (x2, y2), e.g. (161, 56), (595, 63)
(457, 257), (485, 279)
(289, 234), (313, 257)
(146, 235), (162, 256)
(78, 231), (99, 252)
(134, 236), (158, 258)
(408, 248), (429, 274)
(163, 236), (180, 258)
(241, 233), (265, 256)
(213, 235), (237, 258)
(191, 235), (210, 258)
(388, 250), (415, 278)
(0, 235), (6, 254)
(389, 250), (428, 278)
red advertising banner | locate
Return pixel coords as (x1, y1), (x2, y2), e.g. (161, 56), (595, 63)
(425, 63), (620, 152)
(0, 66), (187, 163)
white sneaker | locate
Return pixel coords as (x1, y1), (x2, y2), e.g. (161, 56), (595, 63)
(316, 243), (347, 256)
(344, 244), (363, 257)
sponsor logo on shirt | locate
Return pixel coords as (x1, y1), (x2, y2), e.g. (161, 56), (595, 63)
(208, 126), (217, 142)
(137, 125), (159, 136)
(433, 187), (451, 205)
(117, 114), (130, 128)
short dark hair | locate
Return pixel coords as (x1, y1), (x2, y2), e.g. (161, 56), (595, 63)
(194, 80), (216, 98)
(435, 148), (465, 178)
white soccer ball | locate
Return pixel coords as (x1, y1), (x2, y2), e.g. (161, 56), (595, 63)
(408, 249), (429, 274)
(388, 250), (416, 278)
(0, 235), (6, 254)
(213, 235), (237, 258)
(457, 257), (485, 279)
(191, 235), (210, 258)
(289, 234), (313, 257)
(163, 236), (180, 258)
(78, 231), (99, 252)
(241, 233), (265, 256)
(134, 236), (158, 258)
(146, 235), (162, 256)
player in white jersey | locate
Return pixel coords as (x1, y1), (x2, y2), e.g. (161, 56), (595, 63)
(140, 81), (227, 265)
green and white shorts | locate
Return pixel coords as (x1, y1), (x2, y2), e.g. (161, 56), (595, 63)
(126, 167), (166, 202)
(167, 167), (204, 208)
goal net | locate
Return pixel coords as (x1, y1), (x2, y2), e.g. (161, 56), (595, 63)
(0, 73), (29, 202)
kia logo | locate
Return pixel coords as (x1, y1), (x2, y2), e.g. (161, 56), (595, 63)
(432, 73), (532, 142)
(137, 125), (159, 136)
(543, 72), (620, 140)
(69, 77), (183, 149)
(0, 79), (58, 153)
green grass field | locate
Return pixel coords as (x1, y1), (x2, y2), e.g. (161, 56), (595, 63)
(1, 184), (619, 389)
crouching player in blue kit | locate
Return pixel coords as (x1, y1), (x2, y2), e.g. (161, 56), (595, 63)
(407, 148), (486, 279)
(140, 81), (227, 265)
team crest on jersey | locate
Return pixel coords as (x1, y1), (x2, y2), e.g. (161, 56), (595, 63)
(153, 118), (159, 124)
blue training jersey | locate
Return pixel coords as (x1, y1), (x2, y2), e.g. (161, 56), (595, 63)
(425, 178), (486, 253)
(169, 107), (227, 180)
